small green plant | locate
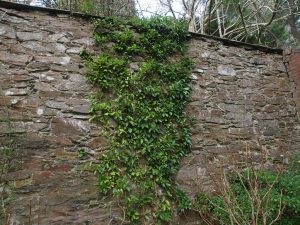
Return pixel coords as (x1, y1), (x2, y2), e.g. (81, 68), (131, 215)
(83, 16), (193, 224)
(78, 149), (88, 159)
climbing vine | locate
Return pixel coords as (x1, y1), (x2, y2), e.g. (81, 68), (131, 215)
(82, 17), (194, 224)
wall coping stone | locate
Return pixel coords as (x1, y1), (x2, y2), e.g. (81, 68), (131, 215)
(0, 0), (283, 54)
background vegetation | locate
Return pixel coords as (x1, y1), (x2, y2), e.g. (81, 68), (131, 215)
(9, 0), (300, 47)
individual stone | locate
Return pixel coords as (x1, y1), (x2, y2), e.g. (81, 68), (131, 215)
(0, 52), (32, 65)
(86, 137), (108, 148)
(46, 136), (73, 146)
(45, 43), (67, 53)
(34, 82), (55, 91)
(189, 74), (198, 81)
(57, 74), (89, 91)
(50, 64), (79, 72)
(66, 47), (83, 54)
(51, 116), (88, 137)
(34, 56), (71, 65)
(0, 25), (16, 38)
(4, 14), (29, 24)
(26, 62), (50, 71)
(27, 122), (48, 132)
(250, 57), (269, 65)
(71, 105), (90, 114)
(217, 65), (236, 76)
(0, 26), (6, 35)
(36, 107), (44, 116)
(6, 170), (31, 181)
(72, 37), (94, 46)
(47, 32), (64, 41)
(21, 41), (47, 51)
(4, 88), (28, 96)
(45, 100), (68, 110)
(16, 32), (44, 41)
(194, 69), (205, 73)
(201, 52), (210, 58)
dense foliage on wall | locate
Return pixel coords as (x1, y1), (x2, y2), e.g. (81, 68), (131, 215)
(81, 17), (194, 224)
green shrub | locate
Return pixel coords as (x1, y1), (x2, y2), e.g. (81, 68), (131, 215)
(194, 157), (300, 225)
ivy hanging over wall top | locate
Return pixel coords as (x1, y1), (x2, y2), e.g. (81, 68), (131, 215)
(81, 16), (194, 224)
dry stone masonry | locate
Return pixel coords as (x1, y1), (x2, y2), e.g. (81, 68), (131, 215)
(0, 3), (299, 225)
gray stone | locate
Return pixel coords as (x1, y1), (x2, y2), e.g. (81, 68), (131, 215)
(16, 32), (44, 41)
(57, 74), (89, 91)
(46, 43), (67, 53)
(4, 88), (28, 96)
(72, 37), (94, 46)
(34, 82), (55, 91)
(0, 27), (6, 35)
(217, 65), (237, 76)
(189, 74), (198, 81)
(0, 52), (32, 65)
(71, 105), (90, 114)
(22, 41), (47, 52)
(45, 100), (68, 110)
(66, 47), (83, 54)
(50, 64), (79, 72)
(34, 56), (71, 65)
(26, 62), (50, 71)
(0, 25), (16, 38)
(195, 69), (205, 73)
(4, 15), (29, 24)
(47, 33), (63, 42)
(250, 57), (269, 65)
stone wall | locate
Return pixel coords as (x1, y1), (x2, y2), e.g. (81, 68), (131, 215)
(284, 49), (300, 119)
(177, 38), (300, 199)
(0, 4), (299, 225)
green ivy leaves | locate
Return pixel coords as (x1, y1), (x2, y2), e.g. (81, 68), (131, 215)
(84, 16), (194, 224)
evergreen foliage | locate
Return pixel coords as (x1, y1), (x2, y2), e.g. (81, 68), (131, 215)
(82, 17), (194, 224)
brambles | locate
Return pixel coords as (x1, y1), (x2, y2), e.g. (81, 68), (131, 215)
(193, 157), (300, 225)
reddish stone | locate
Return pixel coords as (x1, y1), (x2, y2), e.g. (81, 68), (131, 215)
(50, 149), (77, 159)
(49, 164), (71, 173)
(46, 136), (73, 146)
(285, 49), (300, 117)
(32, 171), (54, 185)
(51, 117), (80, 137)
(24, 158), (43, 170)
(86, 137), (108, 148)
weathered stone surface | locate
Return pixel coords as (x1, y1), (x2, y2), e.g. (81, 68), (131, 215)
(0, 52), (32, 65)
(217, 64), (237, 76)
(1, 6), (299, 225)
(0, 25), (16, 38)
(51, 116), (89, 137)
(26, 61), (50, 71)
(47, 32), (70, 43)
(86, 137), (109, 148)
(71, 105), (90, 114)
(66, 47), (83, 54)
(21, 41), (47, 51)
(50, 64), (79, 72)
(46, 42), (67, 53)
(4, 88), (28, 96)
(34, 55), (71, 65)
(16, 31), (44, 41)
(178, 38), (300, 206)
(45, 100), (68, 110)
